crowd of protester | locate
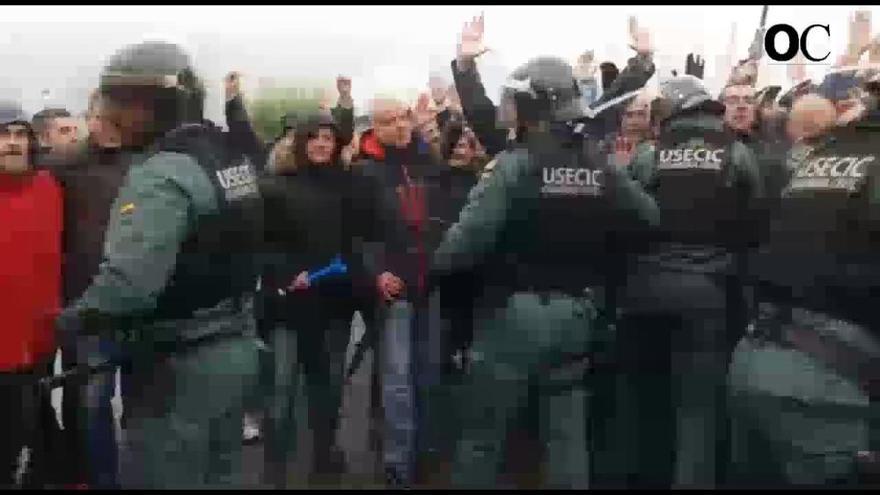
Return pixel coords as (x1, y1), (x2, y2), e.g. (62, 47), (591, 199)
(2, 7), (880, 489)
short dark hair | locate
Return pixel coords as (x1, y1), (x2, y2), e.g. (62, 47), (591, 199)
(31, 107), (71, 135)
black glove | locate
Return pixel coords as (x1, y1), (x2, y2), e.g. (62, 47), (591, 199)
(685, 53), (705, 80)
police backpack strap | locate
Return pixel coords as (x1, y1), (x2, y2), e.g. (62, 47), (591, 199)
(784, 325), (880, 484)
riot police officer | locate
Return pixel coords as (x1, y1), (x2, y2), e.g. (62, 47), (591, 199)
(727, 96), (880, 487)
(614, 75), (763, 488)
(56, 41), (263, 489)
(428, 56), (659, 488)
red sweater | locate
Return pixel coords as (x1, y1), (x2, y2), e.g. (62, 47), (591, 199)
(0, 170), (62, 371)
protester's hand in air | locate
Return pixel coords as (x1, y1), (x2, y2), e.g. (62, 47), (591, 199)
(851, 10), (873, 58)
(457, 12), (489, 70)
(337, 75), (353, 108)
(225, 71), (242, 102)
(686, 53), (705, 79)
(628, 16), (653, 56)
(868, 34), (880, 64)
(730, 59), (758, 87)
(337, 76), (352, 98)
(575, 50), (597, 80)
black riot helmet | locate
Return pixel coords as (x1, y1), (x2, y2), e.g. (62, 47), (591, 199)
(99, 41), (205, 146)
(657, 74), (725, 122)
(497, 56), (585, 129)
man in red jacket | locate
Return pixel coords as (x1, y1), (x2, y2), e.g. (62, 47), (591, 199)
(0, 101), (63, 488)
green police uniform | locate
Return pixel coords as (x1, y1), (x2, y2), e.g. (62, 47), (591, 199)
(55, 40), (265, 489)
(63, 148), (262, 489)
(627, 117), (762, 191)
(726, 121), (880, 487)
(616, 108), (763, 488)
(432, 137), (658, 488)
(727, 310), (878, 486)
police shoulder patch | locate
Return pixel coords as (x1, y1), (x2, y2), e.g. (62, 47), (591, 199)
(120, 202), (136, 215)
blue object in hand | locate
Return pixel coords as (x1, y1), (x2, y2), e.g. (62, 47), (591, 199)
(277, 255), (349, 297)
(307, 254), (348, 284)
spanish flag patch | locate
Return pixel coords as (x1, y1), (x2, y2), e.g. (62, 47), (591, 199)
(120, 203), (136, 215)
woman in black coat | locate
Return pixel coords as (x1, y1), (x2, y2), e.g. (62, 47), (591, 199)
(255, 111), (374, 487)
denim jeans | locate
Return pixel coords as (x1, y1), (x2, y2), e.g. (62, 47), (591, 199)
(378, 300), (417, 485)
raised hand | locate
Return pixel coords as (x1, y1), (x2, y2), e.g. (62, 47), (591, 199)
(869, 34), (880, 64)
(457, 12), (489, 68)
(224, 71), (242, 102)
(336, 75), (353, 108)
(850, 10), (873, 58)
(574, 50), (597, 80)
(337, 76), (352, 99)
(730, 59), (758, 87)
(628, 16), (653, 55)
(686, 53), (705, 79)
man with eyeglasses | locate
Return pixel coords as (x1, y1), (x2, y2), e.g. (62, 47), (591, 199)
(720, 85), (758, 138)
(721, 84), (790, 200)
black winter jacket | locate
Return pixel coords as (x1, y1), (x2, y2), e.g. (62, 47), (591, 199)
(351, 140), (452, 300)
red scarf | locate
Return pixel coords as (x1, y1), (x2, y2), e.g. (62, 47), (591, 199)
(396, 163), (428, 296)
(0, 170), (62, 371)
(359, 129), (386, 161)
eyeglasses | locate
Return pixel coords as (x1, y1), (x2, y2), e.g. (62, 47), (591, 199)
(723, 96), (756, 106)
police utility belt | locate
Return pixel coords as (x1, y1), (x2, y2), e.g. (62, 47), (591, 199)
(149, 295), (252, 348)
(41, 296), (251, 389)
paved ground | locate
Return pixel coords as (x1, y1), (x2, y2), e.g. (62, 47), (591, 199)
(240, 311), (384, 488)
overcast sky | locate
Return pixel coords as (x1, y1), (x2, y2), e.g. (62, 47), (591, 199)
(1, 5), (876, 123)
